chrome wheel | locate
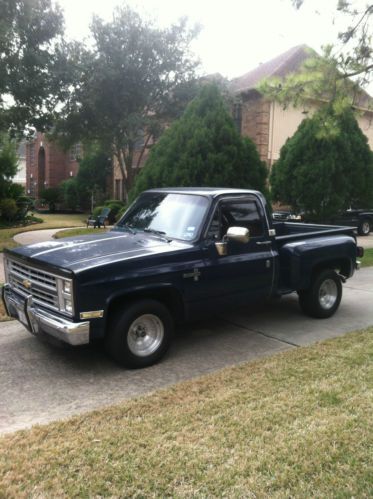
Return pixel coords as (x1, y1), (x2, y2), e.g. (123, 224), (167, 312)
(127, 314), (164, 357)
(362, 221), (370, 235)
(318, 278), (338, 310)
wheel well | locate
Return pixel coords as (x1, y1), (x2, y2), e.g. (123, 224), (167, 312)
(106, 288), (185, 326)
(312, 259), (352, 279)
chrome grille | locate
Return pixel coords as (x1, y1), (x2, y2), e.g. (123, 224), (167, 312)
(7, 258), (59, 311)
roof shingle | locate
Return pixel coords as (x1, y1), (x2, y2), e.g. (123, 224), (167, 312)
(230, 44), (312, 93)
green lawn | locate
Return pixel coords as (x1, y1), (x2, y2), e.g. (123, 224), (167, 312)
(0, 329), (372, 497)
(0, 213), (87, 252)
(361, 247), (373, 267)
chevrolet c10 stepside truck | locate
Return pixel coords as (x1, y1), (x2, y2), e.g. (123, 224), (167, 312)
(2, 188), (364, 368)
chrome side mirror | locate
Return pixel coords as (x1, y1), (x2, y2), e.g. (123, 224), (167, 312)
(214, 227), (250, 256)
(226, 226), (250, 244)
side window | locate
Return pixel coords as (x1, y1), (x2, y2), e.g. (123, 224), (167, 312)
(221, 200), (264, 237)
(206, 198), (264, 240)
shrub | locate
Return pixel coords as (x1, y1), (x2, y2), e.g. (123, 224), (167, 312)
(92, 205), (104, 218)
(40, 187), (61, 212)
(0, 198), (18, 222)
(7, 182), (24, 200)
(17, 196), (35, 209)
(117, 205), (128, 220)
(105, 201), (126, 223)
(61, 179), (79, 211)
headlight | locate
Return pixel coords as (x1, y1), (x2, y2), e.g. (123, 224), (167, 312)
(63, 280), (72, 294)
(57, 277), (74, 316)
(63, 299), (73, 314)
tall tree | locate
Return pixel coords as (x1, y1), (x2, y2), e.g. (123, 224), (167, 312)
(0, 133), (18, 199)
(0, 0), (70, 135)
(293, 1), (372, 86)
(260, 2), (372, 113)
(131, 85), (268, 200)
(53, 5), (199, 201)
(270, 106), (373, 221)
(75, 146), (112, 210)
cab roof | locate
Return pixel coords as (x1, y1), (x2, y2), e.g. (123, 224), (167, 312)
(144, 187), (261, 198)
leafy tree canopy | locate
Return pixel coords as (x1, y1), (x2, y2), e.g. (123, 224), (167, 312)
(52, 4), (200, 201)
(260, 2), (372, 118)
(0, 133), (18, 199)
(131, 85), (268, 200)
(75, 145), (112, 210)
(293, 1), (372, 85)
(0, 0), (71, 136)
(270, 105), (373, 220)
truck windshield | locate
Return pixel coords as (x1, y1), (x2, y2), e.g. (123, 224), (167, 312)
(117, 193), (209, 241)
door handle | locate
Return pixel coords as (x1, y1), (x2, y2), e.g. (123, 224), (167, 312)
(256, 241), (272, 246)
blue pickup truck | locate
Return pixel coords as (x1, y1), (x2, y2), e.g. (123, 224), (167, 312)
(2, 188), (363, 368)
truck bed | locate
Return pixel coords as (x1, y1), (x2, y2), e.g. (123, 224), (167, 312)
(273, 221), (356, 244)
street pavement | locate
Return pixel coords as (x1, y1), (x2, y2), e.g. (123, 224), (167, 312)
(1, 266), (373, 435)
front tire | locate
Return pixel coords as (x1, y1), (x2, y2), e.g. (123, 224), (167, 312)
(358, 219), (371, 236)
(105, 299), (173, 368)
(298, 269), (342, 319)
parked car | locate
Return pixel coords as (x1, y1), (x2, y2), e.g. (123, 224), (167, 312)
(274, 208), (373, 236)
(272, 210), (303, 222)
(2, 188), (363, 368)
(330, 209), (373, 236)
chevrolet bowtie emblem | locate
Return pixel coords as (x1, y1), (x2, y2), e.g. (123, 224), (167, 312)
(22, 279), (32, 289)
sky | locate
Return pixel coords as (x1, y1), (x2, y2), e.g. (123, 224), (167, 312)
(59, 0), (372, 93)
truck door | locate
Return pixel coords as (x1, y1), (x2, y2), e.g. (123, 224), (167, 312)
(200, 196), (275, 308)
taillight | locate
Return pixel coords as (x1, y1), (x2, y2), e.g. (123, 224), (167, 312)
(357, 246), (364, 258)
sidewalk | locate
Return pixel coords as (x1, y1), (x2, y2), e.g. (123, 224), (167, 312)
(13, 227), (85, 246)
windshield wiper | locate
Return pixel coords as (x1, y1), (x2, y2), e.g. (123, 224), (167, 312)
(119, 224), (136, 234)
(143, 228), (172, 242)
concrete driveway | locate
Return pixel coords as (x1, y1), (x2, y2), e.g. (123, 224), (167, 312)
(1, 267), (373, 435)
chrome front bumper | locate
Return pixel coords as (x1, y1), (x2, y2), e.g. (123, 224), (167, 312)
(2, 284), (89, 345)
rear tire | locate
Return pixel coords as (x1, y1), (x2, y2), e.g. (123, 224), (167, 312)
(358, 219), (370, 236)
(105, 299), (173, 368)
(298, 269), (342, 319)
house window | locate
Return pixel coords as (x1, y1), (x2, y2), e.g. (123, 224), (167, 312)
(70, 143), (82, 161)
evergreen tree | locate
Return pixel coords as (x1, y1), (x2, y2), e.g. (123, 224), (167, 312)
(131, 85), (267, 199)
(270, 106), (373, 221)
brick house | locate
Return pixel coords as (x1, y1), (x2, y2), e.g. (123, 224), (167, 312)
(25, 133), (81, 197)
(230, 45), (373, 169)
(27, 46), (373, 201)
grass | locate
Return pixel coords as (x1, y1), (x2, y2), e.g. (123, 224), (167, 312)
(0, 329), (372, 498)
(0, 286), (11, 321)
(54, 227), (107, 239)
(0, 213), (87, 252)
(361, 247), (373, 267)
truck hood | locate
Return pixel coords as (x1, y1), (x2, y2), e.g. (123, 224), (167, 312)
(9, 229), (191, 273)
